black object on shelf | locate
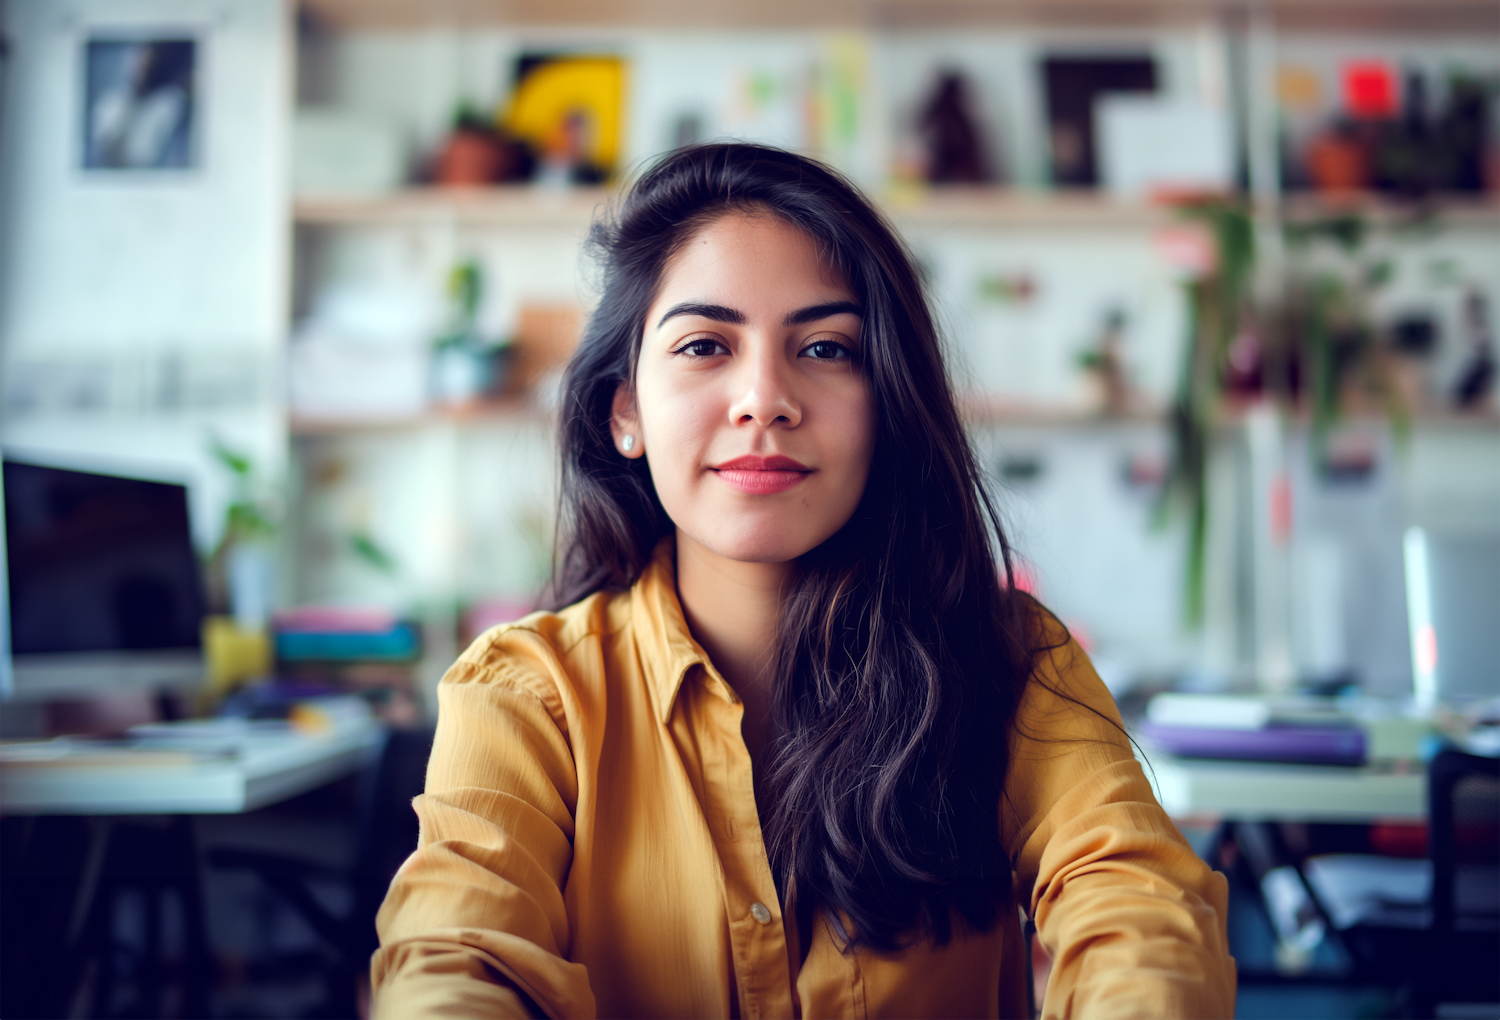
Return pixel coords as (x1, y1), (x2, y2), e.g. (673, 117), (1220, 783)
(1042, 55), (1156, 187)
(1390, 311), (1438, 356)
(919, 70), (993, 184)
(1454, 289), (1496, 409)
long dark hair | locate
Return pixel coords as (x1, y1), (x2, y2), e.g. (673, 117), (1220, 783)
(551, 143), (1040, 951)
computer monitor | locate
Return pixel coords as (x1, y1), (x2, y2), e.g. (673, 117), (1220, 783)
(1403, 526), (1500, 712)
(1, 457), (206, 700)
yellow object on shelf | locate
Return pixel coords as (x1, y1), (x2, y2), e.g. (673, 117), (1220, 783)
(504, 56), (625, 173)
(202, 616), (272, 700)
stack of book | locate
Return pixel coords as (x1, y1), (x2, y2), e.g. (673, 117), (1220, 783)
(1139, 693), (1367, 766)
(273, 607), (420, 663)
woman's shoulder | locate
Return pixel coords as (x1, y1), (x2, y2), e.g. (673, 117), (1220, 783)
(1012, 601), (1131, 754)
(440, 588), (630, 708)
(1000, 600), (1148, 855)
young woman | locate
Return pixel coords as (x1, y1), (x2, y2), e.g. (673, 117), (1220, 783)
(372, 144), (1235, 1019)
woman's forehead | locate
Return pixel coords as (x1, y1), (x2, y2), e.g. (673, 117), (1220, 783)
(655, 211), (854, 310)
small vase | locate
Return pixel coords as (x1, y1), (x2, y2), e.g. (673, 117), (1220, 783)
(436, 130), (502, 186)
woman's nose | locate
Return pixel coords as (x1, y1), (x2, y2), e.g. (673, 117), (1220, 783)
(727, 348), (801, 428)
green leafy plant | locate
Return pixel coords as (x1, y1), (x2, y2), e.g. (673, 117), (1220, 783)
(1159, 198), (1255, 627)
(212, 436), (279, 547)
(349, 531), (398, 575)
(1282, 213), (1412, 460)
(433, 259), (486, 352)
(206, 436), (282, 615)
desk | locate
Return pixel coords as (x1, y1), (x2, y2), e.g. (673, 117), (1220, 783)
(1142, 753), (1425, 823)
(0, 717), (384, 1019)
(0, 718), (382, 815)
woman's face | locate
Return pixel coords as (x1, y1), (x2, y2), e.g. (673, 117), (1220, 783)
(613, 211), (877, 565)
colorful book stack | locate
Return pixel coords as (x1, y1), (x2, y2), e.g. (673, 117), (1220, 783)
(273, 607), (421, 663)
(1140, 693), (1367, 766)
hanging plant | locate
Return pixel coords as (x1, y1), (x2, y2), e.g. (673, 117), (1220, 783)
(1282, 212), (1411, 465)
(1157, 198), (1254, 628)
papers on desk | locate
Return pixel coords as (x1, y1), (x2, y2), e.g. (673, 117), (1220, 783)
(0, 741), (233, 768)
(1147, 693), (1351, 730)
(1143, 693), (1368, 765)
(0, 701), (374, 772)
(0, 708), (384, 815)
(0, 722), (268, 769)
(1145, 693), (1436, 764)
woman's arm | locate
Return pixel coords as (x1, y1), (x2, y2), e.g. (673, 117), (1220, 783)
(372, 630), (597, 1019)
(1003, 635), (1236, 1019)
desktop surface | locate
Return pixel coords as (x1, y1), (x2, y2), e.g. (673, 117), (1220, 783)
(1142, 751), (1425, 822)
(0, 715), (381, 814)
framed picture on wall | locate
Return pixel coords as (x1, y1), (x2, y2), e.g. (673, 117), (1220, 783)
(82, 37), (198, 170)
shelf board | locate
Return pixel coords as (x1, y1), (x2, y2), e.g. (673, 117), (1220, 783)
(294, 186), (1500, 233)
(884, 187), (1174, 229)
(290, 397), (544, 436)
(293, 187), (608, 230)
(292, 186), (1178, 231)
(1279, 193), (1500, 231)
(301, 0), (1498, 31)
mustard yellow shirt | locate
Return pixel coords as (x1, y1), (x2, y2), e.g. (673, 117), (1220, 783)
(373, 543), (1235, 1018)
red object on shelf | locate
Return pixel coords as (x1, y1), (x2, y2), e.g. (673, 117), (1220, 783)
(1342, 61), (1398, 119)
(436, 130), (504, 186)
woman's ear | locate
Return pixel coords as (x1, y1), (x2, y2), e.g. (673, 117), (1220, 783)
(610, 383), (645, 459)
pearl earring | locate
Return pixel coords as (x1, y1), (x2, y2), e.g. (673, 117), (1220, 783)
(622, 435), (636, 452)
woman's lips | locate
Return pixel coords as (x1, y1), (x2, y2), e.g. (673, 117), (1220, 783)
(711, 455), (812, 495)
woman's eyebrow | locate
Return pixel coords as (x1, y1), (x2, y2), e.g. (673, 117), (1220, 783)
(656, 302), (746, 329)
(784, 301), (863, 326)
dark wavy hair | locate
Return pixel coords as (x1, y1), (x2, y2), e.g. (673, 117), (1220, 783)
(549, 143), (1041, 951)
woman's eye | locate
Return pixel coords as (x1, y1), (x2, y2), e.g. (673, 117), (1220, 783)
(675, 338), (727, 358)
(802, 340), (851, 361)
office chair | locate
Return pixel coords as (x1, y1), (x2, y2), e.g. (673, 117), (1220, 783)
(1412, 748), (1499, 1018)
(208, 723), (435, 1018)
(1302, 748), (1498, 1018)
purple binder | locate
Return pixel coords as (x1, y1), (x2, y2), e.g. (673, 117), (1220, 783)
(1140, 721), (1367, 766)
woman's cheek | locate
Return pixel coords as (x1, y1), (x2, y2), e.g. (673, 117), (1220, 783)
(642, 390), (710, 506)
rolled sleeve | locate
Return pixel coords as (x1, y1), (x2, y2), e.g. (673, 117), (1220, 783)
(372, 634), (597, 1019)
(1004, 636), (1235, 1019)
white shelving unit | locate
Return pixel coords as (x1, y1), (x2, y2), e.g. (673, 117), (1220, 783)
(284, 0), (1500, 707)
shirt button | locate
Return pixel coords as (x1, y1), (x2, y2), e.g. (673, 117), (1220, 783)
(750, 901), (772, 925)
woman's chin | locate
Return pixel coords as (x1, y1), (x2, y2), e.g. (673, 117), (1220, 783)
(683, 521), (830, 567)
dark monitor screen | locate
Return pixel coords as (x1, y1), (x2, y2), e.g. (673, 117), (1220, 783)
(4, 459), (205, 658)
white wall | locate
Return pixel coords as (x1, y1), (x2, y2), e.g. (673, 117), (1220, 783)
(0, 0), (292, 550)
(273, 28), (1177, 684)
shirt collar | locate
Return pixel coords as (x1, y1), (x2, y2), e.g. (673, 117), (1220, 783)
(630, 535), (737, 723)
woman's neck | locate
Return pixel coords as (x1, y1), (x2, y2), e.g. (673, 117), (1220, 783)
(674, 529), (789, 771)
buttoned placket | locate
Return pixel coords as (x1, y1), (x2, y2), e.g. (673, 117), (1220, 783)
(686, 665), (796, 1019)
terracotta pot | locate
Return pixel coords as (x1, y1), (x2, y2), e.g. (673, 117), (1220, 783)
(436, 130), (502, 186)
(1307, 133), (1369, 194)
